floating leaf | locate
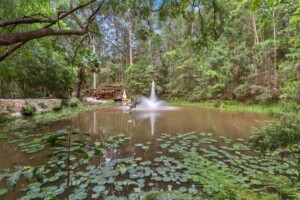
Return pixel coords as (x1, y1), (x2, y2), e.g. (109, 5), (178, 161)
(0, 188), (8, 196)
(6, 169), (22, 190)
(92, 185), (105, 194)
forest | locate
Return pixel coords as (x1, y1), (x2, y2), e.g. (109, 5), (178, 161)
(0, 0), (300, 199)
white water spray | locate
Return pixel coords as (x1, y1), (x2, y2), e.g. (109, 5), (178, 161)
(140, 81), (165, 109)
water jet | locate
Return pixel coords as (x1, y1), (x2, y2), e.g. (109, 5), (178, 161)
(139, 81), (165, 110)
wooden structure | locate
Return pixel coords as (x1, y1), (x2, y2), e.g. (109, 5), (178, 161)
(92, 85), (123, 101)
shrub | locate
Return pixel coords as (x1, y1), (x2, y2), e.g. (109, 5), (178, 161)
(38, 102), (48, 109)
(52, 104), (63, 112)
(254, 87), (273, 104)
(0, 113), (15, 124)
(61, 99), (70, 107)
(21, 104), (36, 116)
(233, 84), (250, 101)
(281, 81), (300, 104)
(69, 98), (80, 107)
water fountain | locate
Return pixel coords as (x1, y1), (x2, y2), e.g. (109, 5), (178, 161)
(139, 81), (165, 109)
(118, 80), (178, 135)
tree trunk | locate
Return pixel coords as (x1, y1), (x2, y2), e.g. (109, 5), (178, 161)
(92, 38), (97, 89)
(129, 25), (133, 66)
(272, 2), (278, 86)
(252, 14), (259, 43)
(76, 69), (84, 98)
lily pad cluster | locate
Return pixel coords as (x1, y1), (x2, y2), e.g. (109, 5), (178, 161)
(1, 129), (299, 199)
(155, 131), (299, 198)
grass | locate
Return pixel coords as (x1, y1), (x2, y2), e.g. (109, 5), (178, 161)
(32, 100), (115, 124)
(0, 100), (114, 131)
(169, 100), (299, 115)
(34, 104), (102, 123)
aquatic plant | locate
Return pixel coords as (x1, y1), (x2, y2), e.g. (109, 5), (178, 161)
(1, 128), (299, 199)
(0, 128), (126, 199)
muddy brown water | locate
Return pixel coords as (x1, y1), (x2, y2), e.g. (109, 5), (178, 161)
(0, 105), (272, 198)
(0, 104), (271, 169)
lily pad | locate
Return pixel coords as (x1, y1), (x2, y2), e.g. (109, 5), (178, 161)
(92, 185), (105, 194)
(0, 188), (8, 196)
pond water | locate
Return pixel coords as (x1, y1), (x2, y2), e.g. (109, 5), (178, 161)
(0, 105), (272, 199)
(0, 105), (270, 167)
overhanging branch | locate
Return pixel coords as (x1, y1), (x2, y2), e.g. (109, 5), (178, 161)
(0, 18), (56, 27)
(0, 0), (104, 62)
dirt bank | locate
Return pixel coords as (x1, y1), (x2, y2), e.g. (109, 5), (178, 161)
(0, 99), (61, 113)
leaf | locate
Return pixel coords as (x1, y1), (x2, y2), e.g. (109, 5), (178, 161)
(6, 169), (22, 191)
(23, 167), (34, 181)
(0, 188), (8, 196)
(0, 170), (9, 182)
(92, 185), (105, 194)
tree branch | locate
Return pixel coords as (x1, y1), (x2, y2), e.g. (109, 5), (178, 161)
(86, 0), (105, 24)
(70, 0), (85, 29)
(44, 0), (97, 29)
(0, 42), (27, 61)
(0, 18), (56, 27)
(0, 28), (88, 46)
(0, 0), (102, 62)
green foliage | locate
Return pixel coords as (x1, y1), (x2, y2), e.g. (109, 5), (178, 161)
(233, 84), (251, 100)
(281, 81), (300, 103)
(0, 39), (75, 98)
(249, 115), (300, 153)
(144, 191), (196, 200)
(69, 98), (80, 108)
(0, 114), (15, 125)
(52, 104), (63, 112)
(21, 105), (36, 116)
(156, 131), (299, 199)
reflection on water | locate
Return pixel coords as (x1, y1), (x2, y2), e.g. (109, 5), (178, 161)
(136, 112), (160, 135)
(72, 105), (271, 140)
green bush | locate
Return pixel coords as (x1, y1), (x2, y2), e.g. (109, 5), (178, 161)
(233, 84), (250, 100)
(21, 104), (36, 116)
(0, 114), (15, 124)
(281, 81), (300, 104)
(254, 87), (273, 104)
(69, 98), (80, 107)
(38, 102), (48, 109)
(52, 104), (63, 112)
(61, 99), (70, 107)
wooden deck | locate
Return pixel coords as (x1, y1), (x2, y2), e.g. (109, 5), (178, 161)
(92, 85), (123, 100)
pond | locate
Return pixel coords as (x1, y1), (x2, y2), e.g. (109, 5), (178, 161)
(0, 105), (270, 168)
(1, 105), (294, 199)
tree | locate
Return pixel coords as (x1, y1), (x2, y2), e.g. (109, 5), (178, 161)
(0, 0), (103, 61)
(74, 48), (100, 98)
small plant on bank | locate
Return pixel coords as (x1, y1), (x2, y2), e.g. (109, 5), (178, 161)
(0, 113), (15, 124)
(21, 104), (36, 116)
(38, 102), (48, 109)
(52, 104), (63, 112)
(69, 98), (80, 108)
